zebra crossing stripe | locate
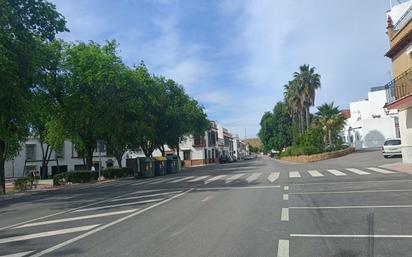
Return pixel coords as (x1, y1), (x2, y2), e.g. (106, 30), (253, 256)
(307, 170), (323, 177)
(73, 198), (163, 212)
(326, 169), (347, 176)
(289, 171), (301, 178)
(149, 178), (176, 185)
(267, 172), (280, 183)
(225, 174), (244, 184)
(0, 251), (35, 257)
(168, 176), (195, 183)
(367, 167), (395, 174)
(204, 175), (226, 184)
(188, 176), (209, 182)
(0, 225), (99, 244)
(246, 172), (261, 183)
(346, 168), (370, 175)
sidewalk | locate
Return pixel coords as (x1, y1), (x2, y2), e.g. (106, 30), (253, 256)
(380, 162), (412, 173)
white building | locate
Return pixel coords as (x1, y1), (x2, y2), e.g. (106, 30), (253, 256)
(341, 87), (399, 149)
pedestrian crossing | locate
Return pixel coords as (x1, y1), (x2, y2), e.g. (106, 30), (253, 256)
(0, 189), (184, 256)
(127, 167), (403, 187)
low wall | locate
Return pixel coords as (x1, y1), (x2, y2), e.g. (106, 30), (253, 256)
(280, 147), (355, 163)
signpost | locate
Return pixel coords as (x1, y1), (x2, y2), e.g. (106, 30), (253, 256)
(96, 140), (105, 181)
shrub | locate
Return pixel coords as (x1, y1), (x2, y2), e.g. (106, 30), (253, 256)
(102, 167), (135, 179)
(53, 171), (97, 185)
(280, 145), (323, 157)
(14, 177), (34, 191)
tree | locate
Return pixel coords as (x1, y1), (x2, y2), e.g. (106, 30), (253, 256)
(315, 102), (346, 146)
(284, 80), (304, 134)
(293, 64), (321, 129)
(57, 40), (125, 170)
(258, 102), (293, 152)
(0, 0), (67, 193)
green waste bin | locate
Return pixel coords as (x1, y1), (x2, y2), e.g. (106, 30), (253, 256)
(138, 157), (155, 178)
(166, 155), (181, 174)
(154, 157), (167, 176)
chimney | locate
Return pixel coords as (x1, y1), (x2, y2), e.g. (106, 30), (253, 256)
(387, 15), (395, 43)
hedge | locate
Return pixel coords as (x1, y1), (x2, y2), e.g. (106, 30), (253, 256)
(280, 145), (323, 157)
(102, 167), (134, 179)
(53, 170), (98, 186)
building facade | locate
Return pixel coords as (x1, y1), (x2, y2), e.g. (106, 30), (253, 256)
(341, 87), (399, 149)
(385, 0), (412, 162)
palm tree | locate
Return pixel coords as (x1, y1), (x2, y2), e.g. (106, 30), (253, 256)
(284, 80), (304, 133)
(316, 102), (346, 145)
(293, 64), (321, 129)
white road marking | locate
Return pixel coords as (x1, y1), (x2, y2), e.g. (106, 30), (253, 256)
(73, 199), (163, 212)
(131, 179), (161, 186)
(367, 167), (395, 174)
(290, 204), (412, 210)
(0, 225), (99, 244)
(291, 178), (412, 186)
(307, 170), (324, 177)
(246, 172), (261, 183)
(195, 185), (280, 191)
(289, 188), (412, 195)
(284, 186), (289, 191)
(346, 168), (370, 175)
(14, 209), (137, 229)
(0, 251), (35, 257)
(188, 176), (209, 182)
(289, 171), (301, 178)
(267, 172), (280, 183)
(283, 194), (289, 201)
(326, 169), (347, 176)
(291, 234), (412, 238)
(111, 191), (183, 202)
(127, 189), (164, 195)
(168, 176), (195, 183)
(201, 196), (213, 202)
(225, 174), (244, 184)
(30, 189), (193, 257)
(281, 208), (289, 221)
(149, 178), (177, 185)
(204, 175), (226, 184)
(277, 240), (289, 257)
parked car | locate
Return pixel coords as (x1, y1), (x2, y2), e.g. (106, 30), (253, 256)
(382, 139), (402, 158)
(219, 155), (230, 164)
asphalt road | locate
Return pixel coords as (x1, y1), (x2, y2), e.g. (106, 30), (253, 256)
(1, 150), (411, 257)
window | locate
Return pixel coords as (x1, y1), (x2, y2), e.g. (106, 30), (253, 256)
(26, 144), (36, 161)
(384, 139), (401, 146)
(55, 145), (64, 159)
(193, 135), (204, 146)
(183, 150), (191, 160)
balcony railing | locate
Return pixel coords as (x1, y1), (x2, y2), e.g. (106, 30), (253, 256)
(385, 67), (412, 104)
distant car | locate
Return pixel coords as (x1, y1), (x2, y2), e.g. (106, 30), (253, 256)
(382, 139), (402, 158)
(219, 155), (231, 164)
(243, 155), (254, 160)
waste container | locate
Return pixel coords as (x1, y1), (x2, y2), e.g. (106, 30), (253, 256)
(126, 158), (139, 177)
(154, 157), (167, 176)
(166, 155), (181, 174)
(138, 157), (155, 178)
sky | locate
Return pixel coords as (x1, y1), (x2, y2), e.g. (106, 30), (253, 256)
(50, 0), (393, 138)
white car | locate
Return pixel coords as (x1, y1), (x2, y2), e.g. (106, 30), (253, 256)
(382, 139), (402, 158)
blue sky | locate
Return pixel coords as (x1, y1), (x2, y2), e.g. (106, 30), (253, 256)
(50, 0), (393, 138)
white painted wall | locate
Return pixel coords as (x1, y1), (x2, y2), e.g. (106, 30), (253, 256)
(398, 107), (412, 163)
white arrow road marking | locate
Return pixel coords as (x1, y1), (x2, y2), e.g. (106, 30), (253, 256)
(188, 176), (209, 182)
(326, 169), (347, 176)
(225, 174), (244, 184)
(367, 167), (395, 174)
(346, 168), (369, 175)
(289, 171), (301, 178)
(267, 172), (279, 183)
(204, 175), (226, 184)
(168, 176), (195, 183)
(0, 251), (35, 257)
(307, 170), (323, 177)
(246, 172), (261, 183)
(0, 225), (99, 244)
(73, 199), (163, 212)
(14, 209), (137, 229)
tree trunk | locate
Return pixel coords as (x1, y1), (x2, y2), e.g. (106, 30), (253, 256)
(159, 145), (165, 157)
(115, 151), (124, 168)
(299, 110), (305, 133)
(85, 146), (94, 170)
(0, 140), (5, 194)
(305, 105), (310, 128)
(176, 138), (180, 159)
(328, 129), (333, 146)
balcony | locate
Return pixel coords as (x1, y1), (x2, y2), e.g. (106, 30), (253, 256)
(385, 67), (412, 104)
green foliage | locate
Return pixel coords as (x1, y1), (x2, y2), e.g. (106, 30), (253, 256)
(280, 145), (323, 157)
(297, 124), (325, 149)
(102, 168), (134, 179)
(53, 171), (98, 185)
(315, 102), (346, 146)
(258, 102), (293, 152)
(0, 0), (67, 193)
(14, 176), (37, 191)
